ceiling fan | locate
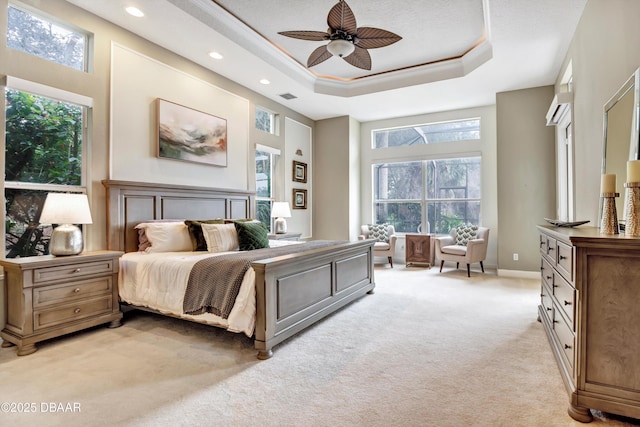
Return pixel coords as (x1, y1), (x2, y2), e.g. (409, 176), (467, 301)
(278, 0), (402, 71)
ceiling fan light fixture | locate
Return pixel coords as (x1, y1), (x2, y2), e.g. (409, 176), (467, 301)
(327, 39), (355, 58)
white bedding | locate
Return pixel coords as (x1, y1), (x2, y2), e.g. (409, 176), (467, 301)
(118, 240), (301, 337)
(119, 251), (257, 336)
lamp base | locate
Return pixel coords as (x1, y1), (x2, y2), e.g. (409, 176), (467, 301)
(49, 224), (84, 256)
(274, 217), (287, 234)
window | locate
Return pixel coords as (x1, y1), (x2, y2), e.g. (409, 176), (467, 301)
(255, 149), (274, 230)
(255, 106), (278, 135)
(4, 86), (88, 258)
(374, 157), (481, 234)
(373, 118), (480, 149)
(7, 4), (87, 71)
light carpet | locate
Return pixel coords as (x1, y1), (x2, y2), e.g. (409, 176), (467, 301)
(1, 265), (639, 427)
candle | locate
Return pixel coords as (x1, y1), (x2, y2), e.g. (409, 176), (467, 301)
(601, 174), (616, 194)
(628, 160), (640, 183)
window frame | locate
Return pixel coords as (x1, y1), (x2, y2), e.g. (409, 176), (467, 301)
(4, 77), (92, 257)
(372, 117), (481, 149)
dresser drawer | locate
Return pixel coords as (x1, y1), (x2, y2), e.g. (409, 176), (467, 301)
(553, 308), (575, 369)
(33, 260), (114, 284)
(33, 296), (113, 330)
(541, 258), (554, 289)
(556, 241), (573, 282)
(33, 277), (112, 308)
(553, 271), (576, 328)
(541, 235), (557, 264)
(541, 283), (554, 321)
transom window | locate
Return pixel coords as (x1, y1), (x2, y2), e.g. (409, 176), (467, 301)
(255, 106), (278, 135)
(7, 4), (88, 72)
(374, 157), (481, 234)
(373, 118), (480, 149)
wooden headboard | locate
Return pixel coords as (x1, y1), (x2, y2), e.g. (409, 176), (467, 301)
(102, 180), (255, 253)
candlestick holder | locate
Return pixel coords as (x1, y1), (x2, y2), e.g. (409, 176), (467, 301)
(624, 182), (640, 237)
(600, 192), (619, 234)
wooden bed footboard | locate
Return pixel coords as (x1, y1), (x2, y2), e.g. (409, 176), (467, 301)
(252, 239), (375, 359)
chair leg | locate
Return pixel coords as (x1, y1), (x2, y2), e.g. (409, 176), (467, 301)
(480, 261), (485, 273)
(388, 256), (393, 268)
(467, 264), (471, 277)
(439, 260), (444, 272)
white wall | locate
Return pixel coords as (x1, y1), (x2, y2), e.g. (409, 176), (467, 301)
(359, 106), (498, 268)
(284, 117), (312, 238)
(110, 44), (250, 188)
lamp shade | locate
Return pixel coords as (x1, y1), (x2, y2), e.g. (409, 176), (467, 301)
(40, 193), (93, 225)
(271, 202), (291, 218)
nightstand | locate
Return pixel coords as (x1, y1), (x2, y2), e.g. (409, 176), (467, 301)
(0, 250), (123, 356)
(268, 232), (302, 241)
(405, 234), (434, 267)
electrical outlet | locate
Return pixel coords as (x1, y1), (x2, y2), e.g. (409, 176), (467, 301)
(513, 253), (519, 261)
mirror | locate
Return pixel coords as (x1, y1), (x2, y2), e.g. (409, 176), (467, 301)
(601, 67), (640, 225)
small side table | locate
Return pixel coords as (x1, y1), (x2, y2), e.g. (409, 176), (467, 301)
(0, 250), (123, 356)
(405, 234), (434, 267)
(268, 232), (301, 241)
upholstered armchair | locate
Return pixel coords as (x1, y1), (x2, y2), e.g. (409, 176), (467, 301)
(358, 224), (397, 268)
(434, 226), (489, 277)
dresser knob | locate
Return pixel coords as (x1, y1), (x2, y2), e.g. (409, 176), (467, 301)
(564, 344), (572, 350)
(547, 307), (552, 311)
(559, 255), (567, 260)
(564, 300), (572, 306)
(74, 288), (81, 293)
(546, 275), (552, 280)
(74, 308), (81, 314)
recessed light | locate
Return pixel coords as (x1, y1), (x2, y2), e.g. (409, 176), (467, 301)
(125, 7), (144, 17)
(209, 51), (223, 60)
(260, 79), (270, 85)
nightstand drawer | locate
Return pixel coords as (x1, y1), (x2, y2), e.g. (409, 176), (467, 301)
(33, 260), (114, 284)
(33, 277), (113, 308)
(34, 296), (113, 330)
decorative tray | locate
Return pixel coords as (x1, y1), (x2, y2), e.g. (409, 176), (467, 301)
(544, 218), (590, 227)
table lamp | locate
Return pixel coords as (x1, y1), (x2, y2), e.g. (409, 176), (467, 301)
(271, 202), (291, 234)
(39, 193), (93, 256)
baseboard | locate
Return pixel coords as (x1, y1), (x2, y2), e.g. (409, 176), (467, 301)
(497, 269), (540, 279)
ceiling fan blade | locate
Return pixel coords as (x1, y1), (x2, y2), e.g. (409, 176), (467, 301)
(307, 45), (333, 67)
(327, 0), (357, 34)
(278, 30), (329, 41)
(355, 27), (402, 49)
(343, 46), (371, 70)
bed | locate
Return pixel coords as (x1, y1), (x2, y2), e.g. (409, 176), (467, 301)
(102, 180), (375, 359)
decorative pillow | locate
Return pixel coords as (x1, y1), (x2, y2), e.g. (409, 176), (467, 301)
(455, 224), (479, 246)
(185, 219), (225, 251)
(367, 224), (389, 243)
(135, 222), (193, 253)
(201, 223), (239, 253)
(135, 219), (183, 251)
(234, 221), (269, 251)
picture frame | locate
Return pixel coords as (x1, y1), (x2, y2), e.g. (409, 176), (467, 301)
(292, 188), (307, 209)
(293, 160), (307, 183)
(157, 98), (227, 167)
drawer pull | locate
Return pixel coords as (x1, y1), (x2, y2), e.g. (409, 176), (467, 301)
(547, 307), (552, 311)
(564, 344), (572, 350)
(548, 247), (554, 251)
(564, 300), (572, 306)
(559, 255), (567, 260)
(546, 275), (552, 280)
(74, 288), (81, 293)
(73, 268), (81, 273)
(74, 308), (81, 314)
(540, 293), (545, 297)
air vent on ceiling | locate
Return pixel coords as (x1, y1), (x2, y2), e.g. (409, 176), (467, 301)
(546, 92), (573, 126)
(279, 93), (297, 100)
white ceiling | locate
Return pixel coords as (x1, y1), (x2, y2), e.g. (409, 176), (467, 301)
(64, 0), (587, 122)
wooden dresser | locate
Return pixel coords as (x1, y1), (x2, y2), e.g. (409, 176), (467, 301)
(1, 250), (123, 356)
(537, 225), (640, 422)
